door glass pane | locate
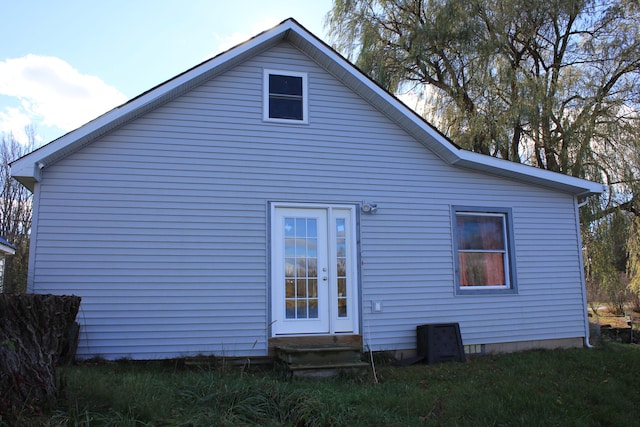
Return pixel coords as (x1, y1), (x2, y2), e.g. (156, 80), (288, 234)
(296, 300), (308, 319)
(308, 278), (318, 298)
(335, 218), (348, 318)
(286, 300), (295, 318)
(309, 299), (318, 318)
(285, 278), (295, 298)
(296, 278), (307, 298)
(284, 217), (319, 319)
(284, 218), (295, 237)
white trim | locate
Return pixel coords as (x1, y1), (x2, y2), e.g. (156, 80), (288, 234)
(263, 69), (308, 124)
(329, 206), (359, 333)
(272, 206), (329, 335)
(453, 207), (517, 294)
(10, 18), (605, 198)
(0, 244), (15, 256)
(270, 202), (359, 336)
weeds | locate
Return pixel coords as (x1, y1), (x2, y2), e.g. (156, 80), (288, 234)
(16, 343), (640, 426)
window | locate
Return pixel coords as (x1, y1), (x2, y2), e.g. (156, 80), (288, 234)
(264, 70), (307, 123)
(452, 207), (517, 294)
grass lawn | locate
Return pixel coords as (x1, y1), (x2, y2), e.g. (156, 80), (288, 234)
(9, 341), (640, 426)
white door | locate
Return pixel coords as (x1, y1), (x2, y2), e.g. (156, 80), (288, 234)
(271, 205), (358, 335)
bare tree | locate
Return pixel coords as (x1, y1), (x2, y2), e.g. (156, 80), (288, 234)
(1, 130), (35, 293)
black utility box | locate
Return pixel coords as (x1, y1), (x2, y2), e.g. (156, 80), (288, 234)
(417, 323), (465, 364)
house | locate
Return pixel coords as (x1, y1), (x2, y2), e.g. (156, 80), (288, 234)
(0, 236), (15, 293)
(11, 19), (605, 360)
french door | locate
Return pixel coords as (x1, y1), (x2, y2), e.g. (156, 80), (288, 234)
(271, 204), (358, 335)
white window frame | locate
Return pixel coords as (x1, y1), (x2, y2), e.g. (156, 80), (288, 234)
(452, 206), (518, 295)
(263, 69), (308, 124)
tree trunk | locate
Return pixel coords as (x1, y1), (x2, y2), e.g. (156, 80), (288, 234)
(0, 293), (81, 419)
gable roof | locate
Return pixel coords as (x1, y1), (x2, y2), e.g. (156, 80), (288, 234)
(11, 18), (605, 197)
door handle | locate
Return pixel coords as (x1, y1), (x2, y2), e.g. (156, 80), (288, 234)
(322, 276), (328, 281)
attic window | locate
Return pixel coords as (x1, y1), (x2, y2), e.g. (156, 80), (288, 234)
(264, 70), (308, 123)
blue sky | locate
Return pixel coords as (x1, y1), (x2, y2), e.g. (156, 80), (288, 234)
(0, 0), (334, 144)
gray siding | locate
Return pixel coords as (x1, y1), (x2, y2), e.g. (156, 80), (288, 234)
(31, 42), (587, 359)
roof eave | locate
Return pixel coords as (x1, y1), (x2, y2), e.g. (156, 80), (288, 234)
(452, 151), (606, 197)
(10, 19), (295, 187)
(10, 18), (605, 198)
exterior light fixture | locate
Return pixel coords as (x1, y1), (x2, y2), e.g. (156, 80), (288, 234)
(361, 202), (378, 214)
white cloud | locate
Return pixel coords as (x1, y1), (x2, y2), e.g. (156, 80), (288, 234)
(0, 54), (127, 139)
(208, 17), (282, 59)
(0, 106), (32, 141)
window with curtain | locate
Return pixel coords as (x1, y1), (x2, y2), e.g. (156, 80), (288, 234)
(453, 208), (516, 293)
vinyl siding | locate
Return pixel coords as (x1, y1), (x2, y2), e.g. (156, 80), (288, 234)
(30, 42), (587, 359)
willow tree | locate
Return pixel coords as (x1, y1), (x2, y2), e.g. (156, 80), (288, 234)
(327, 0), (639, 178)
(327, 0), (640, 306)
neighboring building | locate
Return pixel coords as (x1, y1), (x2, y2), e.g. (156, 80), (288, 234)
(11, 19), (605, 360)
(0, 236), (16, 293)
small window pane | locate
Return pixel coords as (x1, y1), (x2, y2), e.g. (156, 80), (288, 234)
(286, 300), (295, 319)
(296, 278), (307, 298)
(297, 300), (308, 319)
(338, 298), (347, 317)
(307, 219), (317, 238)
(284, 239), (295, 257)
(457, 215), (505, 250)
(295, 218), (306, 237)
(285, 279), (295, 297)
(307, 238), (317, 257)
(308, 299), (318, 318)
(459, 252), (506, 286)
(284, 218), (295, 237)
(295, 258), (307, 276)
(308, 258), (317, 276)
(308, 279), (318, 298)
(270, 98), (303, 120)
(336, 258), (346, 277)
(285, 258), (294, 277)
(337, 278), (347, 296)
(269, 74), (302, 96)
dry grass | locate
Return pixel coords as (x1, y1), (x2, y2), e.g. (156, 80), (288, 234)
(4, 342), (639, 426)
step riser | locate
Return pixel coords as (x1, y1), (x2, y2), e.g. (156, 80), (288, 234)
(278, 350), (361, 365)
(275, 344), (368, 378)
(290, 366), (367, 378)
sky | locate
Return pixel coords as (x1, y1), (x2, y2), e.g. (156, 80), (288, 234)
(0, 0), (334, 145)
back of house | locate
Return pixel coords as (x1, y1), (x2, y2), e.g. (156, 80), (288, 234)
(11, 19), (604, 360)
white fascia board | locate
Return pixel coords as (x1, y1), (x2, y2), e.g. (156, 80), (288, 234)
(0, 244), (16, 255)
(453, 150), (607, 196)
